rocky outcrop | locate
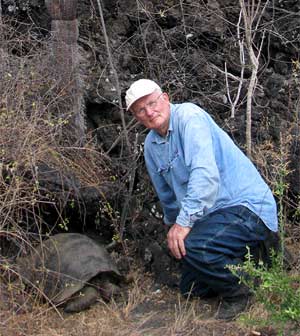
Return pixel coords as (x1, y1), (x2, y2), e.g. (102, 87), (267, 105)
(1, 1), (299, 274)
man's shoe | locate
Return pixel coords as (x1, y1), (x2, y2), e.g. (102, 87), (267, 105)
(215, 293), (251, 321)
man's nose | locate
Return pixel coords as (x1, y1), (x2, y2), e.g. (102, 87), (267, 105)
(144, 105), (155, 117)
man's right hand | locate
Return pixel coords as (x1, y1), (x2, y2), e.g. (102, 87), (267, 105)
(167, 223), (191, 259)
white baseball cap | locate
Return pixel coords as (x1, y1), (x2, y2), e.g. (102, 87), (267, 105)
(125, 79), (162, 111)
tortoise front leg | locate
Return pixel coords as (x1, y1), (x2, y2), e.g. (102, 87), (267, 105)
(63, 286), (100, 313)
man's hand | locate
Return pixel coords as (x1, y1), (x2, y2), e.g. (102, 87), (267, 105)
(167, 223), (191, 259)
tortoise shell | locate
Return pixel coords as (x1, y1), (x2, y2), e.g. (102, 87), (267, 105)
(17, 233), (121, 304)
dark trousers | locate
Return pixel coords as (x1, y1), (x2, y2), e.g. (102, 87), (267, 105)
(180, 205), (272, 298)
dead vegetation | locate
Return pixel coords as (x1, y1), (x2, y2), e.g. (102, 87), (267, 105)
(1, 269), (270, 336)
(0, 25), (118, 234)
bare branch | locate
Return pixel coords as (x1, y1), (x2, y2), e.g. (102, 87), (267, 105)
(239, 0), (269, 157)
(225, 10), (245, 119)
(95, 0), (131, 152)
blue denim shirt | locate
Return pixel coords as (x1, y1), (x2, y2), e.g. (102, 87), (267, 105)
(144, 103), (278, 232)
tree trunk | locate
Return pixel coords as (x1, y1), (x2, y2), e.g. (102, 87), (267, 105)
(45, 0), (86, 145)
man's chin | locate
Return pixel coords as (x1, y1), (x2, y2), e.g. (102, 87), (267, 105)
(148, 119), (161, 128)
(151, 123), (164, 131)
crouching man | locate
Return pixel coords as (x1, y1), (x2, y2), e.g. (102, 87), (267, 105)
(125, 79), (278, 320)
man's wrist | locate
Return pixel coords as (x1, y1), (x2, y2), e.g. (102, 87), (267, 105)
(176, 212), (193, 228)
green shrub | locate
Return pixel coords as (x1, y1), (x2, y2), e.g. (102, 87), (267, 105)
(230, 249), (300, 332)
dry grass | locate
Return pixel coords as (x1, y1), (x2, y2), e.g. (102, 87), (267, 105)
(0, 270), (259, 336)
(0, 27), (115, 243)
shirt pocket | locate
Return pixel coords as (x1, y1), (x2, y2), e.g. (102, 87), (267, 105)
(157, 149), (189, 185)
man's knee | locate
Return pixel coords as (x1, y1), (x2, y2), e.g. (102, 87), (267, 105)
(185, 231), (228, 266)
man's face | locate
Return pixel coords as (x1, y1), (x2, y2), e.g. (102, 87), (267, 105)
(130, 90), (170, 136)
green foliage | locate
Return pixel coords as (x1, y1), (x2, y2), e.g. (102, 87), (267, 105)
(230, 249), (300, 330)
(58, 218), (69, 231)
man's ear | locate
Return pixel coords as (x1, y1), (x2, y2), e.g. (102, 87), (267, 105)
(162, 92), (170, 102)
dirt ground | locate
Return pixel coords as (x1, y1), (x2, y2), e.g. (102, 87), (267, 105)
(0, 269), (291, 336)
(1, 233), (300, 336)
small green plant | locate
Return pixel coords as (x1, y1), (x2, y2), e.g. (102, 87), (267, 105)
(230, 250), (300, 332)
(112, 232), (121, 243)
(58, 218), (69, 231)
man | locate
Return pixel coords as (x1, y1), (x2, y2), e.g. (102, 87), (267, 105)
(125, 79), (278, 320)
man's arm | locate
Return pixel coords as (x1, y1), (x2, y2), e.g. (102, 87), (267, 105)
(145, 144), (191, 259)
(144, 145), (179, 225)
(166, 109), (220, 259)
(176, 108), (220, 227)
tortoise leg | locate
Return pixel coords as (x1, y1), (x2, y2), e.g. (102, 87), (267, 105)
(98, 277), (121, 301)
(64, 286), (100, 313)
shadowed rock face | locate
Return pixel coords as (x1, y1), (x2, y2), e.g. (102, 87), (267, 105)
(2, 2), (299, 171)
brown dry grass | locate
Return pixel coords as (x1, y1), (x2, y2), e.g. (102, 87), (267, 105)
(0, 29), (116, 242)
(1, 270), (260, 336)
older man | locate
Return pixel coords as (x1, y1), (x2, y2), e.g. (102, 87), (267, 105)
(125, 79), (278, 320)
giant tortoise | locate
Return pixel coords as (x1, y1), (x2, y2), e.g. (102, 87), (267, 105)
(16, 233), (124, 313)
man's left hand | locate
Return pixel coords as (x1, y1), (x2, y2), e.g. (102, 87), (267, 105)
(167, 223), (191, 259)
